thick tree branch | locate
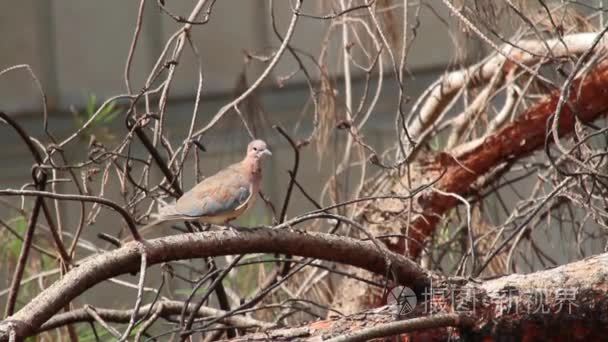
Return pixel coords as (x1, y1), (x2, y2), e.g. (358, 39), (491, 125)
(0, 228), (430, 341)
(408, 32), (608, 139)
(324, 313), (473, 342)
(408, 61), (608, 257)
(224, 252), (608, 341)
(334, 60), (608, 316)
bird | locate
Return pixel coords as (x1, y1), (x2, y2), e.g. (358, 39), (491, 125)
(139, 139), (272, 235)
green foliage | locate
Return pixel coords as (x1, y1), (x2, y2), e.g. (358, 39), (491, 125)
(75, 323), (141, 341)
(1, 215), (27, 262)
(1, 215), (40, 313)
(72, 94), (120, 142)
(224, 254), (276, 296)
(429, 134), (444, 151)
(75, 325), (111, 342)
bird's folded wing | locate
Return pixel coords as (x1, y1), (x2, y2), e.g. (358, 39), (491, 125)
(174, 168), (252, 218)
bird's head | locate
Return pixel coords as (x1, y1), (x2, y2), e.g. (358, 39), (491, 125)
(246, 139), (272, 161)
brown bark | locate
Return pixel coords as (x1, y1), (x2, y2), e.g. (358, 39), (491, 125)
(330, 62), (608, 316)
(38, 300), (274, 333)
(0, 228), (431, 341)
(226, 252), (608, 341)
(409, 62), (608, 258)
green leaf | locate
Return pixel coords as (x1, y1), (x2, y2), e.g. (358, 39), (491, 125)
(86, 94), (97, 118)
(6, 215), (27, 260)
(72, 94), (120, 142)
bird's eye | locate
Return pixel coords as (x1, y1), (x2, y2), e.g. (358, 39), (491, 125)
(253, 147), (258, 151)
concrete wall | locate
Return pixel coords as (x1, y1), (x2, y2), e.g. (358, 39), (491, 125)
(0, 1), (458, 111)
(0, 0), (463, 213)
(0, 0), (468, 310)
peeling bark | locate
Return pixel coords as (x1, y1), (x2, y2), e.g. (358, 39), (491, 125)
(409, 32), (608, 139)
(331, 62), (608, 316)
(230, 253), (608, 341)
(409, 62), (608, 258)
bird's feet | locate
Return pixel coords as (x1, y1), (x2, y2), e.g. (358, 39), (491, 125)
(224, 223), (255, 232)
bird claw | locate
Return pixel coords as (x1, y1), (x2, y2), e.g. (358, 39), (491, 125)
(225, 224), (255, 232)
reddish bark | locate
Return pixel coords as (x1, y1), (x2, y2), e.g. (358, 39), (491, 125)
(407, 63), (608, 257)
(224, 253), (608, 341)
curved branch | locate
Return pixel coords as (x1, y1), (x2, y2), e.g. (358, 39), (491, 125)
(0, 189), (141, 241)
(407, 32), (608, 140)
(0, 228), (430, 341)
(275, 125), (301, 223)
(408, 61), (608, 257)
(226, 252), (608, 341)
(190, 0), (303, 139)
(0, 112), (71, 261)
(38, 300), (273, 333)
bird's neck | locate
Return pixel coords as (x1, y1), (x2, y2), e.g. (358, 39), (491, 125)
(242, 157), (262, 181)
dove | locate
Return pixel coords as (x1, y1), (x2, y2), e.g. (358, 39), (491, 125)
(140, 139), (271, 234)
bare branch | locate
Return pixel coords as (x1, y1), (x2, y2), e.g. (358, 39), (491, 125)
(0, 228), (430, 341)
(38, 300), (273, 333)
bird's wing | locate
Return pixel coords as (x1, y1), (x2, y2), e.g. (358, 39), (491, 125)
(174, 165), (252, 218)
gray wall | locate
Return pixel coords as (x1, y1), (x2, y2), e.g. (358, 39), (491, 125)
(0, 0), (496, 317)
(0, 0), (460, 218)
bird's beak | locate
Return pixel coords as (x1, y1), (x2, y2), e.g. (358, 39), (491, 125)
(263, 149), (272, 156)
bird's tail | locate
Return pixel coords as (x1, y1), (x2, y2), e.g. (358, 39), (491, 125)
(156, 201), (183, 220)
(133, 218), (167, 239)
(122, 202), (183, 242)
